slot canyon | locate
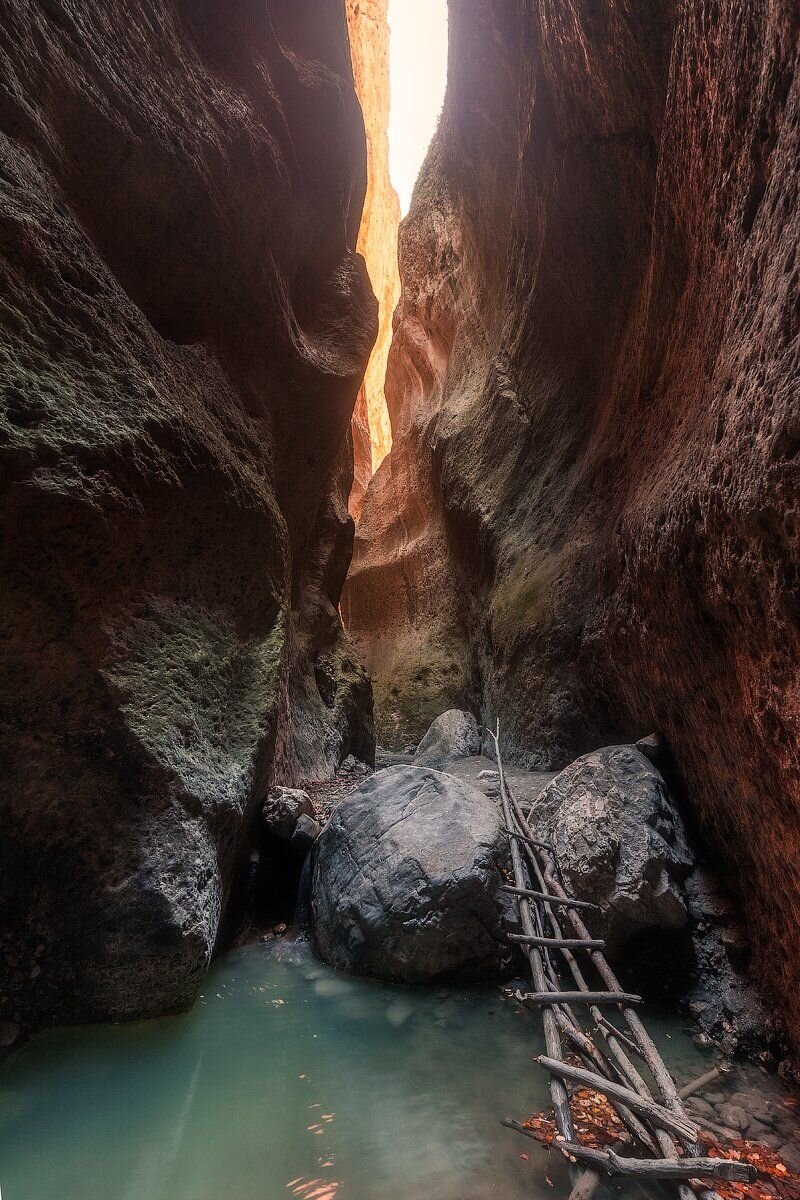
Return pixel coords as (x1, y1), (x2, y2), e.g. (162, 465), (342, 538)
(0, 1), (798, 1197)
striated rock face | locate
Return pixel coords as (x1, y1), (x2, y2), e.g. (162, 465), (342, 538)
(0, 0), (375, 1028)
(345, 2), (800, 1046)
(346, 0), (401, 510)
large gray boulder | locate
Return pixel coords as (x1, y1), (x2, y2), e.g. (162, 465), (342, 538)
(413, 709), (481, 770)
(310, 765), (510, 982)
(530, 745), (694, 954)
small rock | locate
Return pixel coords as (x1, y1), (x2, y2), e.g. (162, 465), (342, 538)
(747, 1117), (775, 1141)
(0, 1021), (21, 1048)
(718, 1103), (750, 1133)
(634, 732), (667, 764)
(729, 1090), (778, 1127)
(290, 813), (321, 855)
(705, 1091), (726, 1104)
(478, 770), (499, 780)
(778, 1145), (800, 1173)
(338, 755), (370, 777)
(688, 1097), (718, 1122)
(262, 787), (314, 839)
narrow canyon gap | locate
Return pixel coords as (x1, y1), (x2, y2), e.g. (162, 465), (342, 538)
(344, 1), (800, 1051)
(0, 0), (798, 1084)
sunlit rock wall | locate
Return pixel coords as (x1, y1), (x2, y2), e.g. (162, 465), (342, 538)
(346, 0), (401, 511)
(345, 1), (800, 1047)
(0, 0), (376, 1030)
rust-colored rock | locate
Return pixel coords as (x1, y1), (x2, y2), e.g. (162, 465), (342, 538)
(346, 0), (401, 497)
(345, 1), (800, 1045)
(0, 0), (375, 1027)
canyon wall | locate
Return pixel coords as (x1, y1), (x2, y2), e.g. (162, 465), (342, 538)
(0, 0), (375, 1031)
(346, 0), (400, 517)
(345, 1), (800, 1044)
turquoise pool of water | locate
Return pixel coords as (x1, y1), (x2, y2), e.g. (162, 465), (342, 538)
(0, 940), (714, 1200)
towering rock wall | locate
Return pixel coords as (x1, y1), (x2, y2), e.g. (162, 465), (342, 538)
(0, 0), (376, 1030)
(346, 0), (401, 516)
(345, 1), (800, 1045)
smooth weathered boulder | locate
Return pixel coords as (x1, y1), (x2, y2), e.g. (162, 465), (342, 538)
(310, 765), (510, 982)
(262, 789), (315, 841)
(530, 746), (694, 954)
(413, 710), (481, 770)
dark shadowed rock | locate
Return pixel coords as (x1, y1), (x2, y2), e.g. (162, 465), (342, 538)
(0, 0), (375, 1028)
(310, 765), (510, 982)
(531, 746), (694, 954)
(413, 710), (481, 770)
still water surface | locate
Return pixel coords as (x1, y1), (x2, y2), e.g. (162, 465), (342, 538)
(0, 940), (711, 1200)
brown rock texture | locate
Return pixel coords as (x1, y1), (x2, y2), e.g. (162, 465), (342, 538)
(0, 0), (375, 1028)
(345, 1), (800, 1045)
(346, 0), (401, 506)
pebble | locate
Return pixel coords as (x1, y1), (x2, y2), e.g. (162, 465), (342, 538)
(0, 1021), (20, 1048)
(779, 1144), (800, 1173)
(689, 1097), (718, 1121)
(730, 1089), (778, 1127)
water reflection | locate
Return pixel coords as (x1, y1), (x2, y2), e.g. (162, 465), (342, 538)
(0, 941), (711, 1200)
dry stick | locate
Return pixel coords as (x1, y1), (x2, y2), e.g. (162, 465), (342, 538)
(502, 884), (601, 912)
(555, 1010), (659, 1154)
(509, 801), (669, 1102)
(526, 906), (650, 1145)
(554, 1144), (757, 1185)
(678, 1067), (722, 1102)
(501, 744), (662, 1166)
(513, 990), (644, 1006)
(595, 1014), (644, 1060)
(506, 791), (713, 1200)
(488, 725), (589, 1194)
(537, 1057), (698, 1145)
(493, 731), (662, 1188)
(508, 933), (606, 950)
(488, 729), (574, 1139)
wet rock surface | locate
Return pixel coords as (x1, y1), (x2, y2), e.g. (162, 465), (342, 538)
(310, 765), (511, 983)
(344, 0), (800, 1048)
(0, 0), (375, 1028)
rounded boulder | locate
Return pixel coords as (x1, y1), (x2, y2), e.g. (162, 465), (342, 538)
(310, 765), (510, 983)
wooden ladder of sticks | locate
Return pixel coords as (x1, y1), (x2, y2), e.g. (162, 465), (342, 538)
(486, 721), (758, 1200)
